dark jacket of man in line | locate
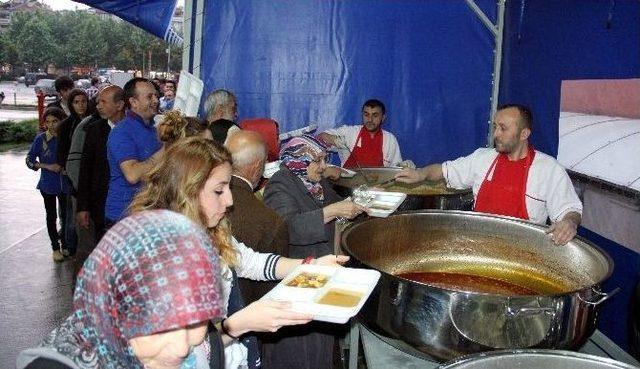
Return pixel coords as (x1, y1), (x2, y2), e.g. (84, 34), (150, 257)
(225, 131), (292, 369)
(77, 86), (125, 246)
(205, 88), (241, 144)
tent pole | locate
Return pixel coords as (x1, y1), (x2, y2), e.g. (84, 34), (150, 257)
(489, 0), (506, 147)
(193, 0), (205, 79)
(182, 0), (193, 73)
(465, 0), (506, 147)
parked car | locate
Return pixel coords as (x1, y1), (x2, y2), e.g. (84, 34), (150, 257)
(34, 79), (57, 97)
(24, 72), (47, 87)
(17, 76), (25, 83)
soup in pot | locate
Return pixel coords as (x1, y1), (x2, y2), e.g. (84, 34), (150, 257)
(396, 271), (564, 295)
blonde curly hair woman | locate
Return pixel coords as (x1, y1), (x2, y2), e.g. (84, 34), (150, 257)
(129, 137), (348, 369)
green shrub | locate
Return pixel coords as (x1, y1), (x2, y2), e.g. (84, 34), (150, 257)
(0, 119), (39, 143)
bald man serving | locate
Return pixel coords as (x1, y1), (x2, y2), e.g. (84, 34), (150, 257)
(396, 104), (582, 245)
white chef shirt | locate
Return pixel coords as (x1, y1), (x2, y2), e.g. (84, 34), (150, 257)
(442, 148), (582, 224)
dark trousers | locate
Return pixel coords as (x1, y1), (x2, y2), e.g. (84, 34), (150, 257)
(41, 191), (64, 251)
(260, 321), (339, 369)
(104, 218), (116, 237)
(92, 210), (106, 244)
(63, 194), (77, 254)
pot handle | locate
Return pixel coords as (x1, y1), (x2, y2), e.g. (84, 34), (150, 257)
(580, 287), (621, 306)
(505, 305), (556, 318)
(504, 297), (558, 318)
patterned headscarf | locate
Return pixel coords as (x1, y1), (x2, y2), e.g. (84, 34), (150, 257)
(279, 134), (328, 201)
(18, 210), (223, 369)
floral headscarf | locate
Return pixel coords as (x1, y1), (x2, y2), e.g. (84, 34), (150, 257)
(17, 210), (223, 369)
(279, 134), (328, 201)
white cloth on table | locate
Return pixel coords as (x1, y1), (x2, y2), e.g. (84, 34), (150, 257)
(442, 147), (583, 225)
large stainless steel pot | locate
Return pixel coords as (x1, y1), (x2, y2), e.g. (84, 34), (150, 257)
(439, 350), (639, 369)
(332, 167), (474, 210)
(341, 210), (618, 361)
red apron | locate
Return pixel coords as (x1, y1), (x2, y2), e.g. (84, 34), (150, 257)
(343, 127), (384, 168)
(474, 146), (536, 220)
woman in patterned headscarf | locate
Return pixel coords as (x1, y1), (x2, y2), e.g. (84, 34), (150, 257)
(128, 137), (348, 369)
(17, 210), (224, 369)
(262, 135), (363, 369)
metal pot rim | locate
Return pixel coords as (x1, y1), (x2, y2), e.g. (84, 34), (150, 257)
(341, 210), (615, 297)
(438, 349), (639, 369)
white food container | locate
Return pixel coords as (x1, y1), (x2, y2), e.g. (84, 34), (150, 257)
(364, 190), (407, 218)
(262, 264), (381, 324)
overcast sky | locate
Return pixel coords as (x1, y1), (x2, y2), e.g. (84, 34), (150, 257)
(41, 0), (184, 11)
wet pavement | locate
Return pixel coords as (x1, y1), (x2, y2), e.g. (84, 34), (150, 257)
(0, 148), (74, 368)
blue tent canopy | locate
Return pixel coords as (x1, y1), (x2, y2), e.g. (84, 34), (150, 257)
(72, 0), (181, 44)
(194, 0), (499, 164)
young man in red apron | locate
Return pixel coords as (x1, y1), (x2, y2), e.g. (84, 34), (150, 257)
(395, 104), (582, 245)
(317, 99), (403, 169)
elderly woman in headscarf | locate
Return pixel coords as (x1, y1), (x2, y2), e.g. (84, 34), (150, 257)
(264, 134), (363, 259)
(262, 135), (363, 369)
(17, 210), (225, 369)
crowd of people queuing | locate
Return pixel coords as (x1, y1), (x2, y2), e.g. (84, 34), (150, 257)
(22, 75), (363, 369)
(22, 72), (583, 368)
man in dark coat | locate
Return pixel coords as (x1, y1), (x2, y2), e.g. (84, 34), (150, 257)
(46, 76), (74, 115)
(205, 89), (241, 144)
(76, 85), (125, 268)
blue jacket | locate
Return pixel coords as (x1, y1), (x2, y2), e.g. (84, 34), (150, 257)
(26, 132), (68, 195)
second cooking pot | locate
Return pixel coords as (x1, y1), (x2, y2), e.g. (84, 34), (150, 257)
(439, 349), (639, 369)
(332, 167), (474, 210)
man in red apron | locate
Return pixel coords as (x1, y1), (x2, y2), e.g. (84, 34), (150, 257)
(395, 104), (582, 245)
(318, 99), (402, 169)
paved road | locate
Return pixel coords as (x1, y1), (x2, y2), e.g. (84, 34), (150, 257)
(0, 81), (39, 106)
(0, 107), (38, 121)
(0, 80), (56, 121)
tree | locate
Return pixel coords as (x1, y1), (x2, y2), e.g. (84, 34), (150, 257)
(4, 8), (182, 73)
(16, 12), (56, 70)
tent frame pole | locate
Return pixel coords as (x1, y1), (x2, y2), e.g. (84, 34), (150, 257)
(465, 0), (506, 147)
(182, 0), (193, 73)
(193, 0), (205, 78)
(182, 0), (204, 78)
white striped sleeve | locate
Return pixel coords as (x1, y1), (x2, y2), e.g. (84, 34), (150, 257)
(233, 238), (281, 281)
